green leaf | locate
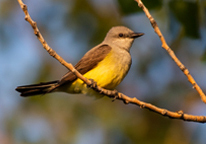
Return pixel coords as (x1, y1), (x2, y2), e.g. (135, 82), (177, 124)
(118, 0), (163, 15)
(169, 1), (200, 38)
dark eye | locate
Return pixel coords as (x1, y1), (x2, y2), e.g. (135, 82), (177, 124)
(119, 33), (124, 37)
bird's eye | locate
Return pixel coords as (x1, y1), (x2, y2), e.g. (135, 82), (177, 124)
(119, 33), (124, 37)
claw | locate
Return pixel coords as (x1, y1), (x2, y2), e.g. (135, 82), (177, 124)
(112, 90), (119, 102)
(88, 79), (97, 88)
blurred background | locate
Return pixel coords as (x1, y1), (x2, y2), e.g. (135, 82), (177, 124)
(1, 0), (206, 143)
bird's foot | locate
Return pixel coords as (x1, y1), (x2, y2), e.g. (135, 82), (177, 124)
(87, 79), (97, 88)
(112, 89), (119, 102)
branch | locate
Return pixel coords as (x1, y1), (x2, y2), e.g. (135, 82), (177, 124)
(135, 0), (206, 104)
(17, 0), (206, 123)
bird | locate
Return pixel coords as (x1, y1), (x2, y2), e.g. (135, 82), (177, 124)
(15, 26), (144, 97)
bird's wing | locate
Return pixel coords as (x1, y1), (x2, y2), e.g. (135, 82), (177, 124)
(58, 44), (112, 85)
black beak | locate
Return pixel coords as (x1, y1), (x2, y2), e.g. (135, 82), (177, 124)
(130, 32), (144, 38)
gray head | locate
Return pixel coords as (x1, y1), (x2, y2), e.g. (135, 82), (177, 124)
(103, 26), (144, 51)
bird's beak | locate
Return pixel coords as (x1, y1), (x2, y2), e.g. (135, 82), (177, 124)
(130, 32), (144, 38)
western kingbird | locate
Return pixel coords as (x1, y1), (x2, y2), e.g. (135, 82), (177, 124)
(16, 26), (144, 97)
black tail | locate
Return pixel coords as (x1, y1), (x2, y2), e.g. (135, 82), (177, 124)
(15, 80), (59, 97)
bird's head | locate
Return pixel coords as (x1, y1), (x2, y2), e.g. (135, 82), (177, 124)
(104, 26), (144, 51)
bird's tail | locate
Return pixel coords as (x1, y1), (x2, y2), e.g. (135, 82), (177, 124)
(15, 80), (59, 97)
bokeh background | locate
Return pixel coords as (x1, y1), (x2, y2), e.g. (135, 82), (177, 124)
(1, 0), (206, 143)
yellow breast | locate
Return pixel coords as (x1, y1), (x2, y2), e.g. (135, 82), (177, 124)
(65, 49), (131, 96)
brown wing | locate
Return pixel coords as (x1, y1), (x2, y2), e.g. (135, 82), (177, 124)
(58, 44), (112, 85)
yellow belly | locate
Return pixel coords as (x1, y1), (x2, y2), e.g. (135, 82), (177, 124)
(63, 50), (131, 96)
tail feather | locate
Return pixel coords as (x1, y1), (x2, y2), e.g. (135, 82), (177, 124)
(15, 80), (59, 97)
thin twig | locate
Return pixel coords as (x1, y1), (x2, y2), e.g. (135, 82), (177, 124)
(135, 0), (206, 104)
(17, 0), (206, 123)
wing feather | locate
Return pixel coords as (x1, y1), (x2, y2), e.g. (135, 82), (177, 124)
(58, 44), (112, 85)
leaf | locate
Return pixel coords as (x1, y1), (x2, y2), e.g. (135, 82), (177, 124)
(118, 0), (163, 15)
(169, 1), (200, 38)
